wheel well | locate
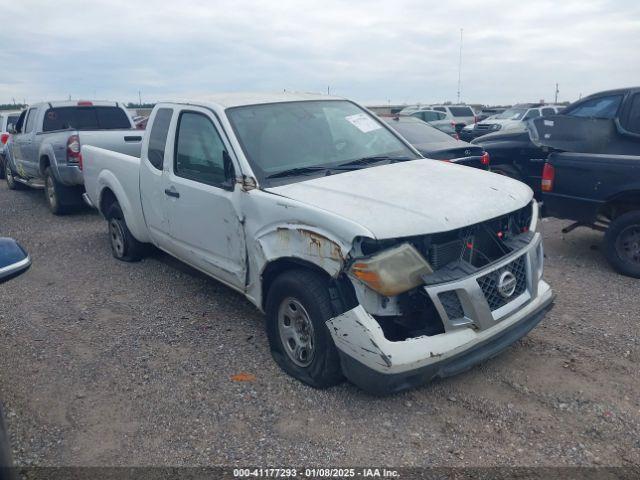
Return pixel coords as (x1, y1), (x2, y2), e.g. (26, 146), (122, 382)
(39, 155), (50, 175)
(600, 191), (640, 220)
(99, 188), (118, 217)
(260, 258), (357, 313)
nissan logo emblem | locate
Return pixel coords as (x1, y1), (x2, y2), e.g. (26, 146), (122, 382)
(497, 271), (517, 298)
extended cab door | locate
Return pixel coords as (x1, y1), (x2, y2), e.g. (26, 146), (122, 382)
(139, 107), (174, 251)
(12, 107), (39, 177)
(162, 107), (246, 289)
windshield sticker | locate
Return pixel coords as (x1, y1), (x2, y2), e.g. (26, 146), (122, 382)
(345, 113), (382, 133)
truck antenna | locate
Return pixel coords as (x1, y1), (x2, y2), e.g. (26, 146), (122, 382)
(457, 28), (463, 104)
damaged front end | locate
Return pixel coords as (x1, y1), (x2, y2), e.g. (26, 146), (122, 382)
(328, 201), (554, 394)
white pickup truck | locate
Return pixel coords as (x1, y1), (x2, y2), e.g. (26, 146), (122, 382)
(82, 93), (554, 394)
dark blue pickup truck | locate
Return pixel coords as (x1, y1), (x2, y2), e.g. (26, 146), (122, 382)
(531, 87), (640, 278)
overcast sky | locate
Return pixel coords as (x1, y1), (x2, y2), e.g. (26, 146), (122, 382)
(1, 0), (638, 106)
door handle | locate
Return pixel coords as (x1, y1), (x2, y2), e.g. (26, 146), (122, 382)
(164, 187), (180, 198)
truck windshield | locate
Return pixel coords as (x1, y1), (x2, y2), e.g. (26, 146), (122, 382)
(226, 100), (417, 184)
(42, 106), (131, 132)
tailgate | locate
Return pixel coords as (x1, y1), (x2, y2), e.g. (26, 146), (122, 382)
(79, 130), (143, 158)
(528, 115), (617, 154)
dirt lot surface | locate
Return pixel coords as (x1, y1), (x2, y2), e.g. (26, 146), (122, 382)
(1, 181), (638, 468)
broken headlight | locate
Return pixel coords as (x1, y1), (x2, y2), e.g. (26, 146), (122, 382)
(349, 243), (433, 297)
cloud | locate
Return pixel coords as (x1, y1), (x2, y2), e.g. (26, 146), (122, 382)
(0, 0), (638, 106)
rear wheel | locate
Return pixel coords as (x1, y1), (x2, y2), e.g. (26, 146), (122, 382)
(604, 211), (640, 278)
(44, 167), (67, 214)
(265, 269), (344, 389)
(105, 202), (145, 262)
(0, 157), (5, 179)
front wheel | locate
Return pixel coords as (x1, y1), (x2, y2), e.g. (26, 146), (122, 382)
(265, 269), (344, 389)
(5, 162), (23, 190)
(604, 211), (640, 278)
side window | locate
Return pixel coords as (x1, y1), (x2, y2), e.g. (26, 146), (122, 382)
(14, 111), (26, 133)
(24, 108), (37, 133)
(565, 94), (623, 119)
(147, 108), (173, 170)
(541, 108), (555, 117)
(174, 111), (229, 186)
(523, 109), (540, 120)
(623, 93), (640, 134)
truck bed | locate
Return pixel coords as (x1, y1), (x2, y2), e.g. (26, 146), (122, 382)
(82, 145), (149, 242)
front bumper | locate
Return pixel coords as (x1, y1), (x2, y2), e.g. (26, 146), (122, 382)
(327, 233), (554, 395)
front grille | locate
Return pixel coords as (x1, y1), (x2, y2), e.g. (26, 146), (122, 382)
(438, 291), (464, 320)
(477, 255), (527, 311)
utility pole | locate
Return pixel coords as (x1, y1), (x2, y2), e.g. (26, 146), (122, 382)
(327, 86), (330, 95)
(554, 83), (559, 103)
(138, 90), (142, 107)
(457, 28), (463, 104)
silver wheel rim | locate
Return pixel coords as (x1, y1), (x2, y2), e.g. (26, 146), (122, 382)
(616, 225), (640, 265)
(46, 175), (57, 208)
(109, 219), (126, 258)
(6, 164), (13, 186)
(277, 297), (315, 367)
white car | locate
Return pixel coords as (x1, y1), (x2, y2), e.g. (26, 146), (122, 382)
(429, 105), (477, 126)
(82, 93), (554, 395)
(472, 105), (565, 136)
(0, 110), (22, 178)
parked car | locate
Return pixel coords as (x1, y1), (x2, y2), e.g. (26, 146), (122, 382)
(4, 100), (142, 214)
(531, 87), (640, 278)
(470, 129), (549, 197)
(429, 105), (477, 126)
(461, 104), (565, 142)
(82, 93), (553, 395)
(405, 109), (462, 137)
(476, 107), (508, 122)
(382, 116), (490, 169)
(0, 111), (22, 179)
(0, 237), (30, 480)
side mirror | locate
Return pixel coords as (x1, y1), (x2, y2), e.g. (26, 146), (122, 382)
(7, 124), (15, 134)
(0, 238), (31, 284)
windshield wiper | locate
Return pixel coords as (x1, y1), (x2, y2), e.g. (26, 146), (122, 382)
(266, 166), (328, 179)
(334, 155), (413, 169)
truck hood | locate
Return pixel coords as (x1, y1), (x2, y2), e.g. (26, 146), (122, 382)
(265, 160), (533, 239)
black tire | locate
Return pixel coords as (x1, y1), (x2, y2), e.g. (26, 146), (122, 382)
(4, 161), (24, 190)
(44, 167), (68, 215)
(0, 157), (5, 179)
(604, 211), (640, 278)
(0, 405), (15, 479)
(105, 202), (145, 262)
(265, 269), (344, 389)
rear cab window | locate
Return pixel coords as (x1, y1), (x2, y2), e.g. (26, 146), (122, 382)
(42, 106), (132, 132)
(622, 93), (640, 134)
(24, 108), (38, 133)
(448, 106), (474, 117)
(147, 108), (174, 170)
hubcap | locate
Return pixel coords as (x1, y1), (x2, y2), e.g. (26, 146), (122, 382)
(277, 297), (315, 367)
(617, 225), (640, 264)
(109, 219), (126, 257)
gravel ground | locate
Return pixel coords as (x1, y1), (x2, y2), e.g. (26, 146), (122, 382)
(0, 181), (638, 468)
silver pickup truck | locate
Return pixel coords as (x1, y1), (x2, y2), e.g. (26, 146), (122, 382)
(83, 93), (554, 395)
(4, 100), (142, 214)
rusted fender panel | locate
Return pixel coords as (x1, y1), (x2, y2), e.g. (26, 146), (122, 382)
(254, 224), (350, 277)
